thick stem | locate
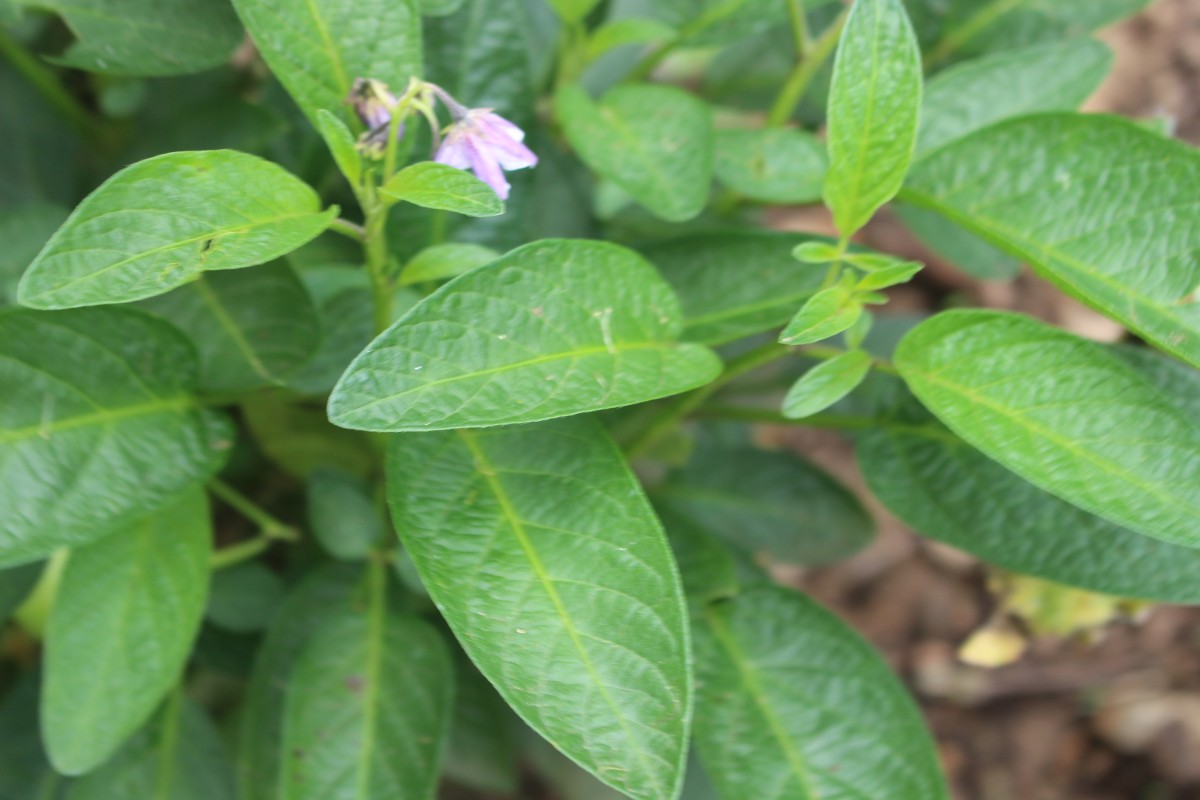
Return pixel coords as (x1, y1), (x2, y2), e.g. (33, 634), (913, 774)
(766, 7), (849, 127)
(363, 197), (393, 334)
(328, 217), (367, 242)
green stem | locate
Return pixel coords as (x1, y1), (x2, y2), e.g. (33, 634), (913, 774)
(625, 341), (794, 458)
(787, 0), (809, 58)
(363, 196), (393, 334)
(208, 479), (298, 541)
(925, 0), (1024, 66)
(766, 6), (848, 127)
(328, 217), (367, 242)
(0, 28), (97, 137)
(210, 536), (272, 570)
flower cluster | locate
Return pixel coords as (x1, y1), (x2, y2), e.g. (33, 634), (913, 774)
(348, 77), (537, 200)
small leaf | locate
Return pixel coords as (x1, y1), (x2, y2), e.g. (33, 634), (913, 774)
(19, 151), (336, 308)
(791, 241), (841, 264)
(645, 232), (828, 345)
(782, 351), (873, 419)
(68, 692), (236, 800)
(231, 0), (422, 127)
(329, 239), (721, 432)
(714, 128), (827, 205)
(557, 84), (714, 222)
(0, 308), (231, 567)
(918, 39), (1113, 154)
(895, 310), (1200, 548)
(386, 419), (692, 800)
(306, 467), (385, 560)
(902, 114), (1200, 367)
(380, 162), (504, 216)
(281, 609), (453, 800)
(656, 441), (874, 565)
(206, 562), (285, 633)
(779, 284), (862, 345)
(238, 563), (365, 800)
(855, 260), (923, 290)
(823, 0), (923, 238)
(140, 261), (321, 393)
(399, 242), (499, 286)
(43, 489), (212, 774)
(316, 109), (362, 186)
(694, 585), (948, 799)
(587, 18), (676, 60)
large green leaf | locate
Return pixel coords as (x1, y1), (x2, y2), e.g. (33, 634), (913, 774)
(0, 308), (231, 567)
(329, 239), (721, 431)
(19, 151), (336, 308)
(67, 692), (236, 800)
(917, 39), (1112, 154)
(895, 310), (1200, 548)
(281, 609), (453, 799)
(859, 411), (1200, 604)
(29, 0), (242, 76)
(141, 261), (320, 393)
(643, 232), (827, 345)
(713, 129), (827, 205)
(386, 419), (691, 800)
(0, 204), (68, 305)
(823, 0), (922, 238)
(238, 563), (364, 800)
(656, 442), (874, 565)
(43, 489), (212, 774)
(557, 84), (714, 222)
(902, 114), (1200, 368)
(694, 585), (948, 799)
(231, 0), (422, 126)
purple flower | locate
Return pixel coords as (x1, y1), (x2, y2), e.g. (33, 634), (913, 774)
(435, 108), (538, 200)
(349, 78), (403, 157)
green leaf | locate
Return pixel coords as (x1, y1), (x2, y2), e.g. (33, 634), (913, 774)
(231, 0), (422, 126)
(782, 351), (873, 419)
(557, 84), (714, 222)
(895, 310), (1200, 548)
(903, 114), (1200, 367)
(0, 307), (231, 567)
(823, 0), (922, 238)
(855, 260), (923, 290)
(18, 151), (336, 308)
(657, 505), (741, 608)
(918, 39), (1112, 155)
(386, 419), (691, 800)
(306, 467), (385, 560)
(714, 128), (827, 205)
(859, 407), (1200, 604)
(141, 261), (321, 393)
(779, 283), (862, 345)
(329, 239), (721, 431)
(0, 204), (68, 305)
(894, 203), (1020, 281)
(43, 489), (212, 774)
(587, 18), (676, 60)
(68, 692), (236, 800)
(645, 232), (828, 345)
(281, 608), (453, 800)
(443, 657), (518, 793)
(380, 162), (504, 217)
(644, 0), (796, 45)
(315, 109), (362, 187)
(791, 242), (841, 264)
(206, 561), (285, 633)
(238, 563), (364, 800)
(286, 282), (375, 396)
(656, 441), (874, 565)
(31, 0), (242, 76)
(398, 242), (499, 286)
(694, 585), (948, 800)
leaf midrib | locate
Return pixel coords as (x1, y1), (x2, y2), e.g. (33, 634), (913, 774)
(0, 396), (194, 444)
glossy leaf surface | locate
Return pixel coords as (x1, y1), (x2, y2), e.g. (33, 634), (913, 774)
(330, 239), (721, 431)
(19, 151), (335, 308)
(387, 419), (691, 800)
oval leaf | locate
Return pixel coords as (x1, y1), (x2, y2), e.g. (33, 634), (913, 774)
(386, 419), (692, 800)
(329, 239), (721, 431)
(18, 151), (336, 308)
(823, 0), (922, 238)
(380, 162), (504, 217)
(0, 308), (231, 567)
(694, 585), (948, 799)
(43, 489), (212, 774)
(902, 114), (1200, 367)
(895, 310), (1200, 548)
(779, 284), (862, 345)
(782, 350), (873, 419)
(281, 609), (453, 800)
(714, 128), (827, 205)
(557, 84), (714, 222)
(398, 243), (499, 286)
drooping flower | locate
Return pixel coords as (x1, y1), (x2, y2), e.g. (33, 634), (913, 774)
(349, 77), (403, 158)
(432, 89), (537, 200)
